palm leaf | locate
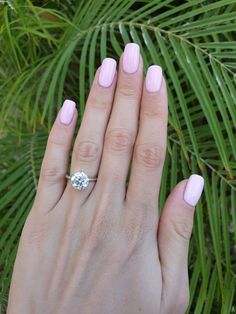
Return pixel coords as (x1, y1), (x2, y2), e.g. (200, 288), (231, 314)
(0, 0), (236, 312)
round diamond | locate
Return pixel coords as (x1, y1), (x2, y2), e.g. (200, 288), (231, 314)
(70, 171), (89, 190)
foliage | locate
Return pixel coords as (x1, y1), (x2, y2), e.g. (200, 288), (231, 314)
(0, 0), (236, 312)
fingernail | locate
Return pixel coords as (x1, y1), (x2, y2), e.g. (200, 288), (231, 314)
(123, 43), (140, 74)
(184, 174), (204, 207)
(60, 99), (76, 125)
(98, 58), (117, 88)
(145, 65), (163, 92)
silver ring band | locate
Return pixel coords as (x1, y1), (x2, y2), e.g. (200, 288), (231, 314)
(65, 174), (97, 182)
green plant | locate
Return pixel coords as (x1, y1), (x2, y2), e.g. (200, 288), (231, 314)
(0, 0), (235, 312)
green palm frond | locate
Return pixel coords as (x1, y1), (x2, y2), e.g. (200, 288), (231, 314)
(0, 0), (236, 313)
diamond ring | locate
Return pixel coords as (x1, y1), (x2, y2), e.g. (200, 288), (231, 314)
(66, 170), (97, 190)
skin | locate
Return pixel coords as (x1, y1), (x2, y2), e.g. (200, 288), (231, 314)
(7, 51), (199, 314)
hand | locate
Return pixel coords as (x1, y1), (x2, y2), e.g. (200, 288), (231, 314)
(7, 43), (204, 314)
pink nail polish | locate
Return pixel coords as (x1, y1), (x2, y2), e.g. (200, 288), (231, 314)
(145, 65), (163, 92)
(184, 174), (204, 207)
(98, 58), (117, 88)
(60, 99), (76, 125)
(123, 43), (140, 74)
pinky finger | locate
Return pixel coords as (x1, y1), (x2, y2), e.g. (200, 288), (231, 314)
(34, 99), (77, 214)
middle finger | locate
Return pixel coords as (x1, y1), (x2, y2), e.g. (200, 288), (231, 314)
(95, 43), (143, 199)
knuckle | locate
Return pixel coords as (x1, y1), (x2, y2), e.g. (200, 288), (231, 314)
(134, 143), (164, 169)
(87, 95), (108, 111)
(74, 140), (100, 162)
(48, 133), (65, 146)
(118, 81), (137, 99)
(142, 97), (168, 121)
(40, 165), (66, 183)
(171, 215), (193, 241)
(105, 128), (134, 153)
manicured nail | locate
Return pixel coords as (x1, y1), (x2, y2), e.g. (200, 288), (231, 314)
(145, 65), (163, 92)
(123, 43), (140, 74)
(184, 174), (204, 207)
(60, 99), (76, 125)
(98, 58), (117, 88)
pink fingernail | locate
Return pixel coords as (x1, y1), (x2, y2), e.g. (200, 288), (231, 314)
(184, 174), (204, 207)
(60, 99), (76, 125)
(145, 65), (163, 92)
(98, 58), (117, 88)
(123, 43), (140, 74)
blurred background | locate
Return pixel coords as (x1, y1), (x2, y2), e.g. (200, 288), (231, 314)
(0, 1), (235, 313)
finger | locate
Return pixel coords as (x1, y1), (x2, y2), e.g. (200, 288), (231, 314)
(158, 175), (204, 313)
(96, 43), (143, 199)
(67, 58), (117, 201)
(126, 65), (168, 222)
(35, 100), (77, 213)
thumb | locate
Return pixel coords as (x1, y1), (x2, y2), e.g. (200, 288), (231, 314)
(158, 174), (204, 314)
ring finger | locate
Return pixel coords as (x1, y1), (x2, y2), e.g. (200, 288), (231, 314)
(65, 58), (117, 202)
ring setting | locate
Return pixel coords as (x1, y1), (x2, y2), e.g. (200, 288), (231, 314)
(66, 170), (97, 190)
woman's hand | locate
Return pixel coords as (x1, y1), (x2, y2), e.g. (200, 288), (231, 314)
(7, 43), (204, 314)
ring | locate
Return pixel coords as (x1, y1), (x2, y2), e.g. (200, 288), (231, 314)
(66, 170), (97, 190)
